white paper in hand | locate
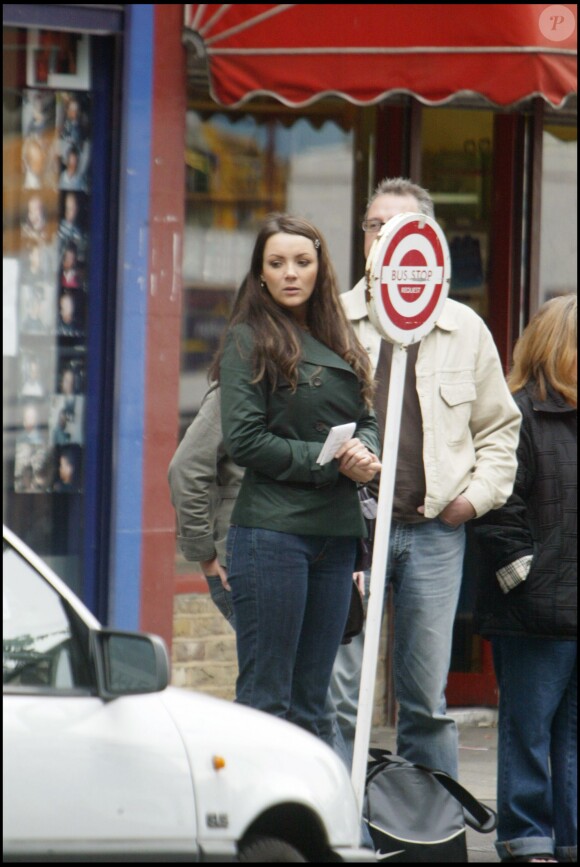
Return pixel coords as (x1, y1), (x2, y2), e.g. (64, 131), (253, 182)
(316, 422), (356, 465)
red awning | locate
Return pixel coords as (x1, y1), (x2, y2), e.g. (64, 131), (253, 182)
(184, 4), (577, 109)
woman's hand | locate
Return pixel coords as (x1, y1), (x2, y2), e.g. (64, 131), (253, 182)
(353, 571), (366, 595)
(336, 437), (382, 483)
(200, 557), (231, 591)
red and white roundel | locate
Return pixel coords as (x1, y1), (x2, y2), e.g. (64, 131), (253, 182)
(366, 213), (450, 344)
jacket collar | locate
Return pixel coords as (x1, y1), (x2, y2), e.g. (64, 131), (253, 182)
(301, 331), (356, 373)
(346, 278), (370, 320)
(525, 381), (577, 414)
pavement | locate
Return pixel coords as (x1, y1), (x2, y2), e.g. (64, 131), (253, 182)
(371, 707), (500, 863)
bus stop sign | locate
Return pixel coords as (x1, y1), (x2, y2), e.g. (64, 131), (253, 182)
(365, 212), (451, 345)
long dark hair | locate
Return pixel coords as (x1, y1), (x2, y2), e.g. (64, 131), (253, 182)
(209, 213), (374, 407)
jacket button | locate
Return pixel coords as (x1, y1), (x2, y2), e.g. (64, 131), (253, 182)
(315, 421), (326, 432)
(312, 377), (322, 387)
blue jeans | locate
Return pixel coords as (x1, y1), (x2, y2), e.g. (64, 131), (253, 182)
(206, 574), (236, 627)
(492, 636), (577, 862)
(210, 565), (360, 769)
(323, 519), (464, 778)
(390, 519), (464, 778)
(226, 526), (356, 739)
(321, 570), (372, 769)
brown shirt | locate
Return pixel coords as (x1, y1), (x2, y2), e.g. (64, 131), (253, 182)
(368, 340), (428, 523)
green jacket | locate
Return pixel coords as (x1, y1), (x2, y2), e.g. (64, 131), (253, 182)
(220, 323), (380, 537)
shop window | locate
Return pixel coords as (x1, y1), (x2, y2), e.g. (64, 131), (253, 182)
(421, 108), (494, 321)
(3, 27), (92, 596)
(176, 103), (356, 574)
(179, 107), (356, 435)
(539, 124), (577, 304)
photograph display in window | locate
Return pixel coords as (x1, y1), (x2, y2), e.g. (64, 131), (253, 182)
(13, 87), (91, 493)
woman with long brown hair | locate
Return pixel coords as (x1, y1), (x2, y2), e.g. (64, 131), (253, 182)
(216, 213), (381, 742)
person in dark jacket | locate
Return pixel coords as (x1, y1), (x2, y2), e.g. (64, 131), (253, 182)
(473, 293), (577, 863)
(216, 213), (381, 743)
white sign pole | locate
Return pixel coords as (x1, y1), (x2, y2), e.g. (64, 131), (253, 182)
(350, 342), (407, 815)
(349, 212), (451, 819)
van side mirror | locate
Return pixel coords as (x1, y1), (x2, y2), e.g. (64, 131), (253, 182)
(91, 629), (170, 699)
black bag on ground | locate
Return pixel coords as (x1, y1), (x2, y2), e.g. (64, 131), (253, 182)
(363, 748), (497, 863)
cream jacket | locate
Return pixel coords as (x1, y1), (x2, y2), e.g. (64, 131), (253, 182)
(342, 279), (521, 519)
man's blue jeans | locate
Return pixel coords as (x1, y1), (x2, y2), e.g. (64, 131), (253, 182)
(324, 518), (465, 779)
(390, 519), (464, 778)
(492, 636), (577, 862)
(226, 526), (356, 739)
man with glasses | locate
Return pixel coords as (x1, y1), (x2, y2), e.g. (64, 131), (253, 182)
(328, 177), (521, 780)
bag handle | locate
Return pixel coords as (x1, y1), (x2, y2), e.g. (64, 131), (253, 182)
(366, 748), (497, 834)
(425, 767), (497, 833)
(366, 748), (407, 784)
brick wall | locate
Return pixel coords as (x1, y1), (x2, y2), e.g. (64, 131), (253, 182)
(171, 591), (390, 725)
(172, 593), (237, 701)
